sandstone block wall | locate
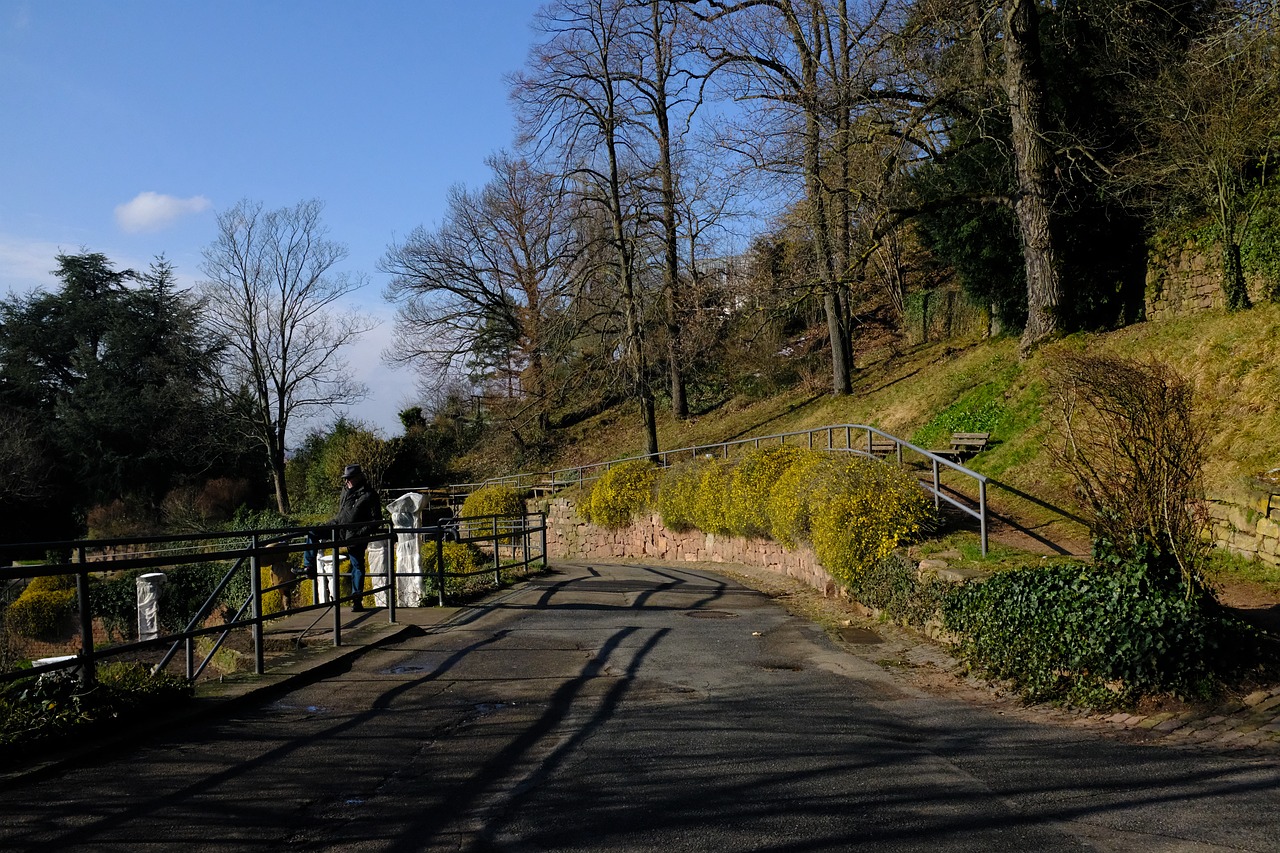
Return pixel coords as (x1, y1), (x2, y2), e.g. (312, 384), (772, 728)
(1208, 483), (1280, 568)
(1146, 241), (1267, 320)
(543, 498), (840, 596)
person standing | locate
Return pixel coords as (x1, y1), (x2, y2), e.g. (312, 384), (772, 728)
(301, 463), (383, 610)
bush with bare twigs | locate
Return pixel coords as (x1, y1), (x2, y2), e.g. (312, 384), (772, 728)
(1047, 352), (1210, 589)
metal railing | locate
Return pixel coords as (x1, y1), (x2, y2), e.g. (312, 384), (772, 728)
(450, 424), (989, 555)
(0, 511), (546, 688)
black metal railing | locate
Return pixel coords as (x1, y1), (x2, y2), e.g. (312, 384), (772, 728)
(0, 511), (546, 688)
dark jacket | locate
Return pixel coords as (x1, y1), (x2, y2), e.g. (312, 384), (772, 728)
(328, 481), (382, 539)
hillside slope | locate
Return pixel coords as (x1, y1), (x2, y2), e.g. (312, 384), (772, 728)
(538, 303), (1280, 596)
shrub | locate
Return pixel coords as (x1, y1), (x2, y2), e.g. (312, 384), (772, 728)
(0, 662), (191, 749)
(1046, 352), (1209, 588)
(421, 540), (491, 601)
(850, 551), (950, 628)
(91, 561), (249, 642)
(686, 459), (732, 535)
(86, 496), (157, 540)
(460, 485), (524, 539)
(5, 586), (76, 640)
(725, 446), (806, 538)
(942, 547), (1258, 707)
(585, 460), (661, 528)
(657, 460), (709, 532)
(806, 456), (933, 587)
(766, 453), (826, 546)
(89, 570), (146, 641)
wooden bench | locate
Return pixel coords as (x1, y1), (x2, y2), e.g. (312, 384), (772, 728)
(931, 432), (990, 460)
(868, 436), (898, 457)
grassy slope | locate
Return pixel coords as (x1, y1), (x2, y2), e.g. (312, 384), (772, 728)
(545, 303), (1280, 592)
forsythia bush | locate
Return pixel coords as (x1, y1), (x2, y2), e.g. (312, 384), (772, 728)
(657, 460), (707, 531)
(460, 485), (524, 540)
(598, 448), (932, 588)
(585, 460), (661, 528)
(460, 485), (524, 519)
(725, 446), (806, 538)
(806, 456), (933, 587)
(766, 453), (826, 547)
(692, 459), (733, 535)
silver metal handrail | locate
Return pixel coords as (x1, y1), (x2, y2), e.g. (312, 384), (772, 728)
(449, 424), (989, 555)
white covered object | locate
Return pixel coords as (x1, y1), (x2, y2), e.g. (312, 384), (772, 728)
(385, 491), (426, 606)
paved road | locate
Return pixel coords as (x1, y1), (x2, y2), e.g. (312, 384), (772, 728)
(2, 562), (1278, 852)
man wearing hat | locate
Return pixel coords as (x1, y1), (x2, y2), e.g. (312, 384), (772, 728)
(300, 463), (383, 610)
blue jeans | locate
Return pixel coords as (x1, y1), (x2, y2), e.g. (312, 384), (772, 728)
(302, 533), (366, 604)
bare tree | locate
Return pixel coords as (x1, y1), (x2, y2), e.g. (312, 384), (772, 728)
(698, 0), (856, 393)
(200, 199), (372, 515)
(1048, 352), (1209, 591)
(512, 0), (661, 457)
(381, 153), (578, 442)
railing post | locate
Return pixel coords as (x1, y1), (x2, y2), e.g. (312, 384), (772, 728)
(387, 530), (397, 624)
(979, 480), (989, 557)
(845, 425), (851, 449)
(932, 460), (941, 509)
(436, 532), (446, 606)
(540, 512), (548, 569)
(522, 513), (530, 574)
(331, 529), (342, 646)
(493, 515), (501, 585)
(250, 534), (264, 675)
(76, 546), (94, 689)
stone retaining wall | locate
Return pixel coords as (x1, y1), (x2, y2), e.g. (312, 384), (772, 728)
(1208, 482), (1280, 567)
(1145, 241), (1268, 320)
(544, 498), (841, 597)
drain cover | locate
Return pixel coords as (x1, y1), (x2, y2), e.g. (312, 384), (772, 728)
(685, 610), (738, 619)
(838, 627), (883, 645)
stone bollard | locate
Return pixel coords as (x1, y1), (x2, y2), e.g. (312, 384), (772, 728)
(136, 572), (167, 641)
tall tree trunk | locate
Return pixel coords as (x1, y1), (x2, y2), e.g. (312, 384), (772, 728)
(269, 440), (290, 515)
(1005, 0), (1062, 355)
(1221, 239), (1250, 311)
(650, 0), (688, 420)
(791, 1), (851, 395)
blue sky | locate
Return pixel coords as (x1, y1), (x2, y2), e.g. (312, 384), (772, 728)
(1, 1), (543, 437)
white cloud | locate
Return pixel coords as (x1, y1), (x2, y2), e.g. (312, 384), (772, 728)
(0, 235), (64, 296)
(114, 192), (211, 233)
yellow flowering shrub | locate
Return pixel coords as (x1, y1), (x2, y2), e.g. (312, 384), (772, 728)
(766, 453), (826, 546)
(657, 460), (707, 531)
(460, 485), (524, 540)
(692, 459), (734, 535)
(807, 456), (933, 586)
(725, 446), (806, 538)
(586, 460), (661, 528)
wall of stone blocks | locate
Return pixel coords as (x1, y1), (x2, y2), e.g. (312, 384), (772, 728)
(1207, 485), (1280, 568)
(543, 498), (841, 597)
(1146, 242), (1268, 320)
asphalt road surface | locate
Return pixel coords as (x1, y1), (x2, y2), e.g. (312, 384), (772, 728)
(2, 562), (1278, 852)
